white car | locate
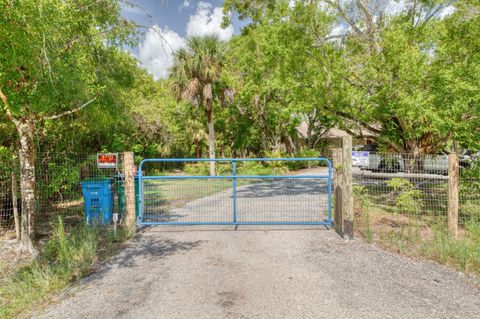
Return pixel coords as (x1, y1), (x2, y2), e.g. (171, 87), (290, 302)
(353, 146), (470, 174)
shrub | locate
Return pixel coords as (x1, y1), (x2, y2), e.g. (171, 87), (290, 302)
(287, 149), (321, 170)
(183, 162), (231, 175)
(387, 178), (422, 214)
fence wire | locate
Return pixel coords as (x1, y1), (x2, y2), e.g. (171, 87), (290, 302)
(350, 152), (480, 241)
(139, 159), (331, 225)
(0, 153), (126, 236)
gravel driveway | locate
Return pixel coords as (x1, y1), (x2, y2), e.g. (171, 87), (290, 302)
(36, 228), (480, 319)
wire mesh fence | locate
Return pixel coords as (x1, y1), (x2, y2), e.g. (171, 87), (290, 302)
(0, 152), (127, 237)
(350, 152), (480, 241)
(1, 150), (479, 239)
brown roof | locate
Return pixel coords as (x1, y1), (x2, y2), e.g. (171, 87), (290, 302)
(296, 122), (377, 139)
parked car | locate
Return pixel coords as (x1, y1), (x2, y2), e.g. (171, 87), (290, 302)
(352, 145), (471, 174)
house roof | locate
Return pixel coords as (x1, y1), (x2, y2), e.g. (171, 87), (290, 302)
(296, 122), (378, 139)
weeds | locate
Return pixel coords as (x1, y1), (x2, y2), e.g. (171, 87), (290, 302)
(0, 217), (132, 318)
(353, 185), (373, 242)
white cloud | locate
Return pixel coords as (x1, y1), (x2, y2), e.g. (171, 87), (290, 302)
(138, 26), (186, 79)
(179, 0), (191, 11)
(137, 2), (234, 79)
(186, 1), (234, 41)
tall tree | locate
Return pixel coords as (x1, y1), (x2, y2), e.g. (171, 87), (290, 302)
(225, 1), (338, 154)
(169, 35), (230, 176)
(0, 0), (135, 252)
(225, 0), (480, 165)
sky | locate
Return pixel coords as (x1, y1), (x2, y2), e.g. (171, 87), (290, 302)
(121, 0), (249, 79)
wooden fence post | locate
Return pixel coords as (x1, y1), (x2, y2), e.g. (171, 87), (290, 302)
(332, 148), (343, 235)
(333, 137), (354, 239)
(12, 171), (20, 240)
(448, 154), (459, 238)
(123, 152), (136, 231)
(341, 136), (354, 239)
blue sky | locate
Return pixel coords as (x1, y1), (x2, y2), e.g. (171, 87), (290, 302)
(120, 0), (249, 79)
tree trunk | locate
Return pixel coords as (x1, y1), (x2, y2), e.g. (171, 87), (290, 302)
(195, 139), (200, 158)
(16, 117), (37, 254)
(402, 146), (424, 173)
(207, 111), (216, 176)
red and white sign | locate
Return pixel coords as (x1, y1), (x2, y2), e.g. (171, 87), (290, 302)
(97, 153), (118, 169)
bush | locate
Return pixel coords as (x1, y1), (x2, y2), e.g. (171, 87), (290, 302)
(287, 149), (321, 170)
(183, 162), (231, 175)
(386, 178), (422, 214)
(236, 161), (287, 175)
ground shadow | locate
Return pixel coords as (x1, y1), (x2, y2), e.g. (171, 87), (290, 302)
(83, 236), (205, 283)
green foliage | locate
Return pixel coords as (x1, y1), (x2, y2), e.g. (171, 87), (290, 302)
(0, 218), (132, 318)
(0, 0), (136, 118)
(387, 178), (422, 214)
(42, 216), (98, 279)
(286, 149), (321, 170)
(236, 161), (286, 175)
(183, 162), (231, 176)
(224, 0), (480, 154)
(460, 201), (480, 224)
(353, 185), (373, 242)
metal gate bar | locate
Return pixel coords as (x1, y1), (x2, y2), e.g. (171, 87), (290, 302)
(138, 158), (332, 226)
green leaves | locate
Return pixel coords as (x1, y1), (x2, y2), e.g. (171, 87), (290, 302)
(0, 0), (136, 119)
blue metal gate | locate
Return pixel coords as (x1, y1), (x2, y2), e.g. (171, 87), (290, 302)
(137, 158), (332, 226)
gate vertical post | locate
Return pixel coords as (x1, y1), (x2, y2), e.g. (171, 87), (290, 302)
(448, 154), (459, 238)
(123, 152), (136, 231)
(232, 160), (237, 224)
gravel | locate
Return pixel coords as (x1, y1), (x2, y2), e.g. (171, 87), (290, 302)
(35, 228), (480, 319)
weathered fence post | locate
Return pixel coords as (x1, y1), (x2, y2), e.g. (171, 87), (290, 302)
(123, 152), (136, 231)
(332, 148), (343, 235)
(341, 136), (354, 239)
(333, 136), (354, 239)
(448, 154), (459, 238)
(12, 171), (20, 240)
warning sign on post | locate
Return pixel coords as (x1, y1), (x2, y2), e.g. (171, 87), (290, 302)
(97, 153), (118, 169)
(352, 151), (369, 167)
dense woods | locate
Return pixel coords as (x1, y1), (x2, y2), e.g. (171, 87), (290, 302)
(1, 0), (480, 249)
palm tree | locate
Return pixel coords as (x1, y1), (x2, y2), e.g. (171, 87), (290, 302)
(169, 34), (232, 176)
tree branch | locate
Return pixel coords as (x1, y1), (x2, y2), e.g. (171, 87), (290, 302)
(44, 98), (96, 120)
(332, 109), (382, 135)
(324, 0), (363, 35)
(0, 88), (19, 125)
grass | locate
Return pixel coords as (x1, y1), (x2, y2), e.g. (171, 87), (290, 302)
(355, 202), (480, 276)
(0, 217), (133, 319)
